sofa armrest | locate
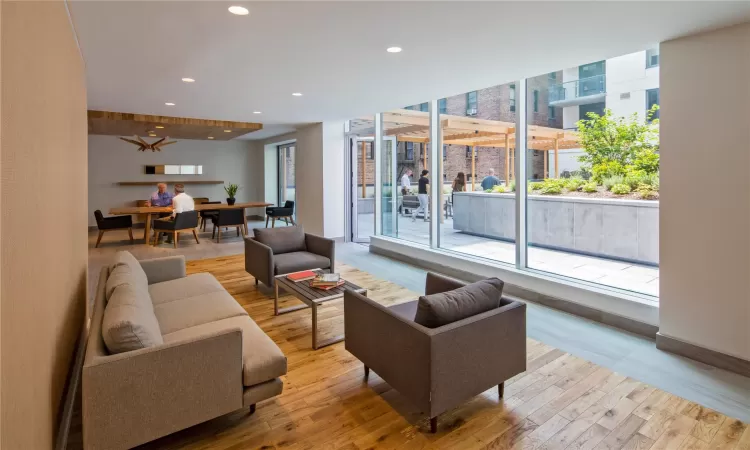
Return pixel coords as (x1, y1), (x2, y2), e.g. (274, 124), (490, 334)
(344, 290), (431, 412)
(305, 233), (335, 272)
(244, 237), (274, 286)
(425, 272), (467, 295)
(139, 255), (186, 284)
(426, 299), (526, 417)
(82, 328), (243, 450)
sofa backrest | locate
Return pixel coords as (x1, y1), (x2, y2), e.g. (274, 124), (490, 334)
(254, 226), (307, 255)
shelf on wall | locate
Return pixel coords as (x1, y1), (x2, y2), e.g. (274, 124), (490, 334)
(117, 181), (225, 186)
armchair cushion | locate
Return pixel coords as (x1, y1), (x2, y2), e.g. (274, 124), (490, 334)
(274, 251), (331, 275)
(102, 283), (163, 354)
(254, 226), (306, 254)
(414, 278), (504, 328)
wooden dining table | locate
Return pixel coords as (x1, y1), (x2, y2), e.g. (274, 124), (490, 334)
(109, 201), (272, 244)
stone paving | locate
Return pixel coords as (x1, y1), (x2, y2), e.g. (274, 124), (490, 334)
(355, 212), (659, 297)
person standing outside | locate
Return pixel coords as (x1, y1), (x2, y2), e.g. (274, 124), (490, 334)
(480, 168), (501, 191)
(412, 170), (429, 222)
(400, 168), (413, 195)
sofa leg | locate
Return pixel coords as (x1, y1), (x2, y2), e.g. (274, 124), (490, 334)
(249, 404), (256, 415)
(364, 365), (370, 379)
(430, 417), (438, 433)
(498, 382), (505, 399)
(255, 278), (259, 286)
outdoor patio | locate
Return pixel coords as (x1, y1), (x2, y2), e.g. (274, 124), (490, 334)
(355, 212), (659, 298)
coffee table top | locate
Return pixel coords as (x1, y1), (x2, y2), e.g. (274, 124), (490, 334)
(275, 270), (365, 304)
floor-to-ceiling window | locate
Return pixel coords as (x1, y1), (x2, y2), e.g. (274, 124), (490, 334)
(278, 143), (296, 215)
(347, 117), (375, 242)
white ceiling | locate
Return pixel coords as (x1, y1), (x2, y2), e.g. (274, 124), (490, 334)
(70, 1), (750, 140)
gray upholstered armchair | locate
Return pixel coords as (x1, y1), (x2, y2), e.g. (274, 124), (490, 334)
(244, 226), (335, 287)
(344, 272), (526, 433)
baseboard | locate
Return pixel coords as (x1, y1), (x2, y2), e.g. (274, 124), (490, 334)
(656, 333), (750, 378)
(370, 245), (658, 339)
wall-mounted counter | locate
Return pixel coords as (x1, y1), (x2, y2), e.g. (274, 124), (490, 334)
(117, 181), (224, 186)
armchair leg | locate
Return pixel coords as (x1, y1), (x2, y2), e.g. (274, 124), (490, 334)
(272, 217), (276, 228)
(95, 230), (104, 248)
(192, 229), (200, 244)
(290, 216), (296, 226)
(127, 227), (134, 243)
(173, 231), (178, 249)
(249, 404), (256, 415)
(430, 417), (438, 433)
(498, 382), (505, 399)
(265, 215), (269, 228)
(255, 278), (259, 286)
(364, 365), (370, 379)
(236, 226), (240, 237)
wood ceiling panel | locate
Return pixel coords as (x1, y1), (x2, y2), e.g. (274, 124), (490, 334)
(87, 110), (263, 141)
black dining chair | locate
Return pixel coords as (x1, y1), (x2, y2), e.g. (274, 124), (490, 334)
(94, 210), (134, 248)
(211, 209), (246, 242)
(265, 201), (295, 227)
(152, 210), (200, 248)
(199, 201), (221, 231)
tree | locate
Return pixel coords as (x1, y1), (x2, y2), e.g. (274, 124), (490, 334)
(576, 105), (660, 182)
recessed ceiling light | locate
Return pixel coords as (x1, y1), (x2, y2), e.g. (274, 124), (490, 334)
(253, 111), (262, 114)
(155, 125), (165, 129)
(228, 6), (249, 15)
(224, 130), (232, 132)
(208, 136), (215, 140)
(165, 102), (175, 106)
(182, 77), (195, 83)
(386, 47), (402, 53)
(292, 92), (303, 96)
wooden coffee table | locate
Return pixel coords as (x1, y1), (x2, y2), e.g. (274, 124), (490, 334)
(274, 270), (367, 350)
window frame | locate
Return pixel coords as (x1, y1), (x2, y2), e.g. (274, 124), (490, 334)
(438, 98), (447, 114)
(646, 48), (660, 68)
(405, 142), (414, 161)
(646, 88), (660, 121)
(466, 91), (478, 116)
(533, 89), (539, 113)
(509, 84), (516, 112)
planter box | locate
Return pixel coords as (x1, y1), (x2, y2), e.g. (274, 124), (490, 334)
(452, 192), (659, 265)
(357, 198), (375, 214)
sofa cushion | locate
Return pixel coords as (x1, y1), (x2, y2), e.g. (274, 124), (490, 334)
(162, 316), (287, 387)
(105, 263), (150, 303)
(148, 273), (225, 306)
(102, 283), (163, 353)
(153, 289), (248, 335)
(414, 278), (504, 328)
(274, 251), (331, 275)
(388, 300), (419, 321)
(254, 226), (306, 255)
(109, 250), (148, 287)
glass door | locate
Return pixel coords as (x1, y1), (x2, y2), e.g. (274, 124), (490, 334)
(349, 136), (374, 242)
(277, 143), (296, 220)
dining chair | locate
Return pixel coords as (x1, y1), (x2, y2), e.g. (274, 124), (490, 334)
(94, 210), (134, 248)
(211, 208), (245, 243)
(200, 201), (221, 231)
(265, 201), (295, 227)
(152, 211), (200, 248)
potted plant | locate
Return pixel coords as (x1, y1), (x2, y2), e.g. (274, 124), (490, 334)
(224, 183), (240, 205)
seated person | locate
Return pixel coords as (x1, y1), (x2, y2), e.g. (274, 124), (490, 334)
(148, 182), (173, 208)
(155, 184), (194, 242)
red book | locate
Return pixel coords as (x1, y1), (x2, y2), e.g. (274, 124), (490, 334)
(311, 280), (345, 291)
(287, 270), (317, 282)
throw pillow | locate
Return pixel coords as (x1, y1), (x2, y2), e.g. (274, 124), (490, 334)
(414, 278), (504, 328)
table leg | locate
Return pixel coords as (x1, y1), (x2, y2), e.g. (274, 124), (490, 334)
(274, 281), (279, 316)
(143, 213), (152, 244)
(243, 208), (249, 235)
(312, 303), (318, 350)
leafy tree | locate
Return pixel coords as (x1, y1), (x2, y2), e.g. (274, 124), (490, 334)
(576, 105), (659, 182)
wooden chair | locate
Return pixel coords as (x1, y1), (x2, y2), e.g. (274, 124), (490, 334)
(212, 209), (246, 242)
(152, 210), (200, 248)
(200, 201), (221, 231)
(94, 210), (134, 248)
(265, 201), (295, 227)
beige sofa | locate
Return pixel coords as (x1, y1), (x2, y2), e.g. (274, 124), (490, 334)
(83, 251), (287, 450)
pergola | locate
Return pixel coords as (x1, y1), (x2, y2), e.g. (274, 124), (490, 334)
(355, 108), (581, 192)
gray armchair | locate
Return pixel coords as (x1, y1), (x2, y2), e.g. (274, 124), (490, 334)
(344, 272), (526, 433)
(244, 226), (335, 287)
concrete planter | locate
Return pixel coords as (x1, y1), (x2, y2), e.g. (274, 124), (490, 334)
(452, 192), (659, 265)
(357, 198), (375, 214)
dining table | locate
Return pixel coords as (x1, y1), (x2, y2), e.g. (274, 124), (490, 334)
(109, 201), (273, 244)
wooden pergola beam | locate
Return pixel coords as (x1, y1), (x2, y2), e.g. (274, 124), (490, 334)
(443, 131), (500, 141)
(385, 124), (429, 136)
(397, 136), (430, 144)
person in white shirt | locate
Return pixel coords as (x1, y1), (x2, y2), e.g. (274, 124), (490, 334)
(400, 169), (412, 195)
(170, 183), (194, 218)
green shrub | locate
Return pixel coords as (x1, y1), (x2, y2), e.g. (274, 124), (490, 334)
(648, 173), (660, 191)
(582, 182), (598, 193)
(509, 180), (516, 192)
(636, 183), (658, 200)
(610, 183), (632, 195)
(564, 176), (586, 191)
(603, 175), (625, 191)
(491, 185), (506, 193)
(529, 181), (544, 191)
(591, 161), (626, 183)
(539, 180), (563, 195)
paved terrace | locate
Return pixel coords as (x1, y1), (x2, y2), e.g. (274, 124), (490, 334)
(356, 212), (659, 298)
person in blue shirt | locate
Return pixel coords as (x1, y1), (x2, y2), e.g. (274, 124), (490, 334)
(148, 183), (173, 207)
(480, 168), (501, 191)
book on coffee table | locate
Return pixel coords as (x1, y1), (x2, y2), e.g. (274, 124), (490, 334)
(286, 270), (317, 282)
(310, 280), (345, 291)
(310, 273), (341, 288)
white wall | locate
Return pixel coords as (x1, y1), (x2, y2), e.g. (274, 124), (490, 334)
(659, 22), (750, 361)
(88, 135), (264, 226)
(606, 50), (659, 120)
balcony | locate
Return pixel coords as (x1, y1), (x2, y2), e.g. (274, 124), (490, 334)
(548, 74), (606, 107)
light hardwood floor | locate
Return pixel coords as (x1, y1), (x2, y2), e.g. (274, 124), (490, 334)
(72, 254), (749, 450)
